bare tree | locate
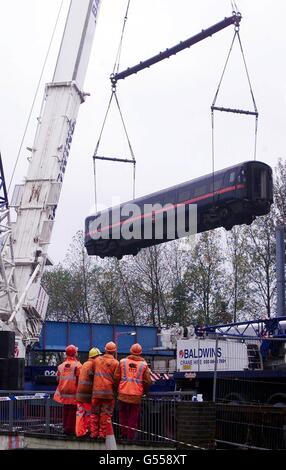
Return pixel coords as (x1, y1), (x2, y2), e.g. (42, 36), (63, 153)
(243, 213), (276, 318)
(274, 158), (286, 223)
(226, 226), (252, 322)
(184, 230), (231, 325)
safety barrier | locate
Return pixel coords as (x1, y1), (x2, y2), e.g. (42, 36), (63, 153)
(0, 391), (63, 436)
(112, 396), (177, 445)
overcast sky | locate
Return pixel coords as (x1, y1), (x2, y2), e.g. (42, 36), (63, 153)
(0, 0), (285, 264)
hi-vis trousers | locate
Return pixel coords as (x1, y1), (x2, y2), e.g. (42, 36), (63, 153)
(90, 398), (115, 438)
(75, 403), (92, 437)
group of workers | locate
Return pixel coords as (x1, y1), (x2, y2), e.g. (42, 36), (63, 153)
(53, 341), (152, 440)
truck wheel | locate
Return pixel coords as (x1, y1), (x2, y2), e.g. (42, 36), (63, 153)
(223, 393), (245, 404)
(267, 394), (286, 407)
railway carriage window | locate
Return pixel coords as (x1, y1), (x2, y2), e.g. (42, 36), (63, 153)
(213, 178), (223, 191)
(171, 191), (178, 204)
(254, 169), (267, 198)
(194, 184), (207, 197)
(237, 169), (246, 183)
(229, 171), (236, 183)
(163, 191), (177, 205)
(261, 170), (267, 198)
(160, 196), (170, 206)
(178, 190), (191, 203)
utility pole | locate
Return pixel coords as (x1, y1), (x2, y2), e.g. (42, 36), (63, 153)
(276, 225), (285, 317)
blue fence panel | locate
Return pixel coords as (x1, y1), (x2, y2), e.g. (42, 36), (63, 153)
(39, 322), (67, 351)
(113, 325), (137, 354)
(69, 323), (91, 351)
(37, 321), (170, 356)
(91, 324), (113, 352)
(136, 327), (158, 355)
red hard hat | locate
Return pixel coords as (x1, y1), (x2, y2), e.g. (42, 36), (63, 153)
(130, 343), (142, 356)
(65, 344), (78, 356)
(105, 341), (117, 353)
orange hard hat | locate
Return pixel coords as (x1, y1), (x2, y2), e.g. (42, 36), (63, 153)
(105, 341), (117, 353)
(130, 343), (142, 355)
(65, 344), (78, 356)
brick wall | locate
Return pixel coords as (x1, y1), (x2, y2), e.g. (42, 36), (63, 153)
(176, 402), (216, 449)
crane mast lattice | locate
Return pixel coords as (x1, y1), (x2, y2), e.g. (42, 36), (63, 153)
(0, 0), (101, 357)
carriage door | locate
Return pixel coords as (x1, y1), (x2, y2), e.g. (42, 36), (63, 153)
(253, 166), (267, 200)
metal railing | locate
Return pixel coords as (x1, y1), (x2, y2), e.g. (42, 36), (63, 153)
(0, 392), (63, 436)
(113, 397), (177, 445)
(0, 391), (189, 446)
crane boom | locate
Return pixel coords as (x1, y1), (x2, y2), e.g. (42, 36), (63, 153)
(0, 0), (101, 356)
(111, 12), (241, 86)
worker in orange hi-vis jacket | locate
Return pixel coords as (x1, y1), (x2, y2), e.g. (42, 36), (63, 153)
(90, 341), (119, 439)
(114, 343), (152, 440)
(75, 347), (101, 438)
(54, 344), (82, 435)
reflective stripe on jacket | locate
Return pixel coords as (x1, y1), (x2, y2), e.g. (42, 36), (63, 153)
(76, 358), (94, 403)
(54, 358), (82, 405)
(92, 353), (118, 402)
(75, 403), (91, 437)
(118, 357), (147, 397)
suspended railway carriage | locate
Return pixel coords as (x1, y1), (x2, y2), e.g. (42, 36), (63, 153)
(85, 161), (273, 259)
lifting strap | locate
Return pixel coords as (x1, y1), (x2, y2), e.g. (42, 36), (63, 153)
(93, 0), (136, 212)
(112, 0), (131, 77)
(211, 16), (258, 197)
(92, 89), (136, 212)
